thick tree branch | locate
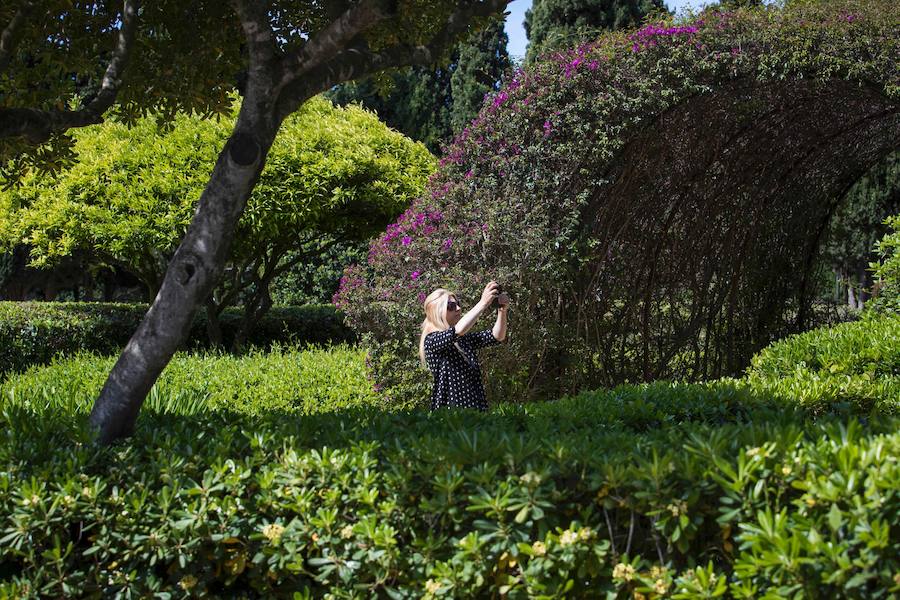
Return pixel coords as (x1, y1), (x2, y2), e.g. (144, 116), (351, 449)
(0, 1), (34, 72)
(275, 0), (510, 120)
(0, 0), (139, 144)
(283, 0), (393, 78)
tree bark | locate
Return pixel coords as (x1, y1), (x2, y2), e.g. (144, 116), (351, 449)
(89, 115), (279, 443)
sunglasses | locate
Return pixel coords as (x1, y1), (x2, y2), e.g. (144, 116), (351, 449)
(447, 300), (461, 311)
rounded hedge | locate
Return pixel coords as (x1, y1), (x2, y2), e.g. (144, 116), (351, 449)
(336, 0), (900, 407)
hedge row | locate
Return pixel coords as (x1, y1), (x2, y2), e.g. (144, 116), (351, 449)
(744, 312), (900, 414)
(0, 302), (354, 378)
(0, 316), (897, 597)
(1, 344), (378, 417)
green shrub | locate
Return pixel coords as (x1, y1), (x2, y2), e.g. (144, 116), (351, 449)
(745, 314), (900, 414)
(0, 310), (898, 597)
(0, 302), (354, 378)
(870, 214), (900, 313)
(0, 399), (897, 597)
(1, 344), (377, 417)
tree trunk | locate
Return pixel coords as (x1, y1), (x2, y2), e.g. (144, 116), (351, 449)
(88, 109), (279, 444)
(204, 297), (225, 349)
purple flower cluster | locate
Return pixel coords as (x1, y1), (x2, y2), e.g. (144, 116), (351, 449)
(332, 266), (366, 309)
(629, 23), (700, 53)
(543, 120), (553, 137)
(367, 206), (445, 262)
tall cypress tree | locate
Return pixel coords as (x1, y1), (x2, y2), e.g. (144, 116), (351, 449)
(327, 65), (454, 155)
(329, 18), (510, 152)
(524, 0), (668, 64)
(450, 19), (511, 134)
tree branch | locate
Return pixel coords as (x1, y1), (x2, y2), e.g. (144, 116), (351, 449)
(275, 0), (510, 120)
(0, 1), (34, 72)
(282, 0), (393, 78)
(0, 0), (139, 144)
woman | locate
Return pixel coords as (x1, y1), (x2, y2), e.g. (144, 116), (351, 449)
(419, 281), (509, 411)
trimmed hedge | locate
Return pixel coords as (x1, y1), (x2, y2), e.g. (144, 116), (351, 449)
(1, 345), (378, 417)
(744, 313), (900, 414)
(0, 302), (354, 378)
(0, 316), (898, 597)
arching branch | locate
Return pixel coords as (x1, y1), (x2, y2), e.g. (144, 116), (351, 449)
(274, 0), (510, 120)
(0, 0), (139, 144)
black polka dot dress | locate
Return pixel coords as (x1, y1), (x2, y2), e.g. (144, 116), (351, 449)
(424, 326), (501, 412)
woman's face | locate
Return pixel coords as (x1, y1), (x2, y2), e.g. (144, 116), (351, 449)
(446, 296), (462, 326)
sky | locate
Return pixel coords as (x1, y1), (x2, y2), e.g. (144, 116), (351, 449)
(504, 0), (719, 60)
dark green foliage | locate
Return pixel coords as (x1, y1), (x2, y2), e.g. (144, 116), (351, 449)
(0, 302), (353, 378)
(328, 67), (455, 154)
(270, 238), (369, 306)
(819, 152), (900, 308)
(870, 215), (900, 313)
(328, 18), (510, 152)
(450, 20), (512, 134)
(0, 315), (898, 595)
(524, 0), (668, 63)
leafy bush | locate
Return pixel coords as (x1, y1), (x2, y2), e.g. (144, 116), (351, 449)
(336, 0), (900, 407)
(0, 396), (897, 597)
(1, 314), (898, 597)
(745, 313), (900, 413)
(870, 214), (900, 313)
(0, 302), (354, 378)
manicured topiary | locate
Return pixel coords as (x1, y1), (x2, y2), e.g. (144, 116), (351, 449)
(336, 0), (900, 407)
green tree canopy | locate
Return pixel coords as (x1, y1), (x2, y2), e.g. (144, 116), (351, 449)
(524, 0), (668, 63)
(2, 0), (510, 443)
(0, 96), (436, 346)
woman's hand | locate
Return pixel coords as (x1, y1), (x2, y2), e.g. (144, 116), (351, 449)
(480, 281), (500, 307)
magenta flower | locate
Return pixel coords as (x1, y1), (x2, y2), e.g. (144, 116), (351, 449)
(417, 292), (426, 303)
(411, 271), (420, 280)
(402, 236), (412, 246)
(543, 120), (553, 136)
(442, 238), (453, 250)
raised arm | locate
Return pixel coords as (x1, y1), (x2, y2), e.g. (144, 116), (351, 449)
(492, 296), (508, 342)
(454, 281), (499, 336)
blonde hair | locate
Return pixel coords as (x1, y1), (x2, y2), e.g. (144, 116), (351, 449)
(419, 288), (455, 366)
